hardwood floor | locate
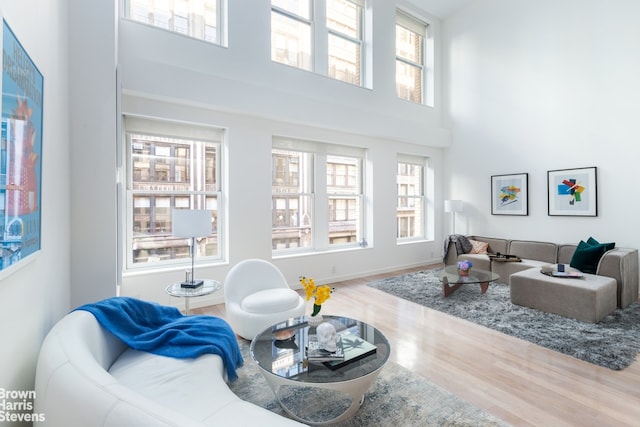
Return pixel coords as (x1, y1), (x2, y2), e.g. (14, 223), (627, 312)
(194, 265), (640, 426)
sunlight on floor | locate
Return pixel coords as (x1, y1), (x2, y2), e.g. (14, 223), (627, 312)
(394, 336), (420, 370)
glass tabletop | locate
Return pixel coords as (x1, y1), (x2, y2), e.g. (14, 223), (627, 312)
(165, 279), (221, 298)
(440, 265), (500, 284)
(250, 315), (390, 384)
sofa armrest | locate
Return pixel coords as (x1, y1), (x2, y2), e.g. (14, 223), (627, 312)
(444, 236), (508, 270)
(597, 247), (639, 308)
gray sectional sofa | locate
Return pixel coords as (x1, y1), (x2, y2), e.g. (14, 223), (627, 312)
(444, 235), (639, 309)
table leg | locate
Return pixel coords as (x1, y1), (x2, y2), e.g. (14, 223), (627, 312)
(479, 282), (489, 294)
(263, 366), (383, 425)
(442, 276), (462, 297)
(443, 282), (463, 297)
(184, 298), (191, 315)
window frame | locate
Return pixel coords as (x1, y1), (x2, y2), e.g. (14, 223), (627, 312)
(272, 137), (366, 255)
(123, 0), (227, 47)
(271, 0), (368, 87)
(396, 154), (427, 242)
(123, 116), (225, 272)
(395, 9), (429, 105)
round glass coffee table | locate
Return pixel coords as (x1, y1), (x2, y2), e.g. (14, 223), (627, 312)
(439, 265), (500, 297)
(250, 315), (390, 425)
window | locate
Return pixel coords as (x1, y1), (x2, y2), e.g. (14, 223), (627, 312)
(326, 0), (364, 85)
(125, 0), (226, 46)
(272, 138), (365, 252)
(396, 10), (427, 104)
(272, 148), (314, 250)
(271, 0), (366, 86)
(124, 116), (224, 269)
(271, 0), (312, 71)
(397, 155), (426, 240)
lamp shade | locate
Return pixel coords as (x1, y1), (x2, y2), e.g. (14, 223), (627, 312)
(444, 200), (463, 213)
(172, 209), (212, 238)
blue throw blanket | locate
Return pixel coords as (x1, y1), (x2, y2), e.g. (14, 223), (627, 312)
(75, 297), (243, 381)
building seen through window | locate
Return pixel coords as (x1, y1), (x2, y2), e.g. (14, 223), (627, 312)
(397, 159), (425, 239)
(272, 146), (363, 251)
(271, 0), (365, 86)
(125, 0), (224, 45)
(396, 10), (427, 104)
(125, 117), (223, 268)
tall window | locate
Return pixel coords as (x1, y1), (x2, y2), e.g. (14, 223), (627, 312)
(327, 155), (362, 245)
(326, 0), (364, 85)
(396, 10), (427, 104)
(125, 0), (226, 46)
(124, 116), (223, 269)
(271, 0), (366, 86)
(272, 139), (365, 252)
(272, 149), (314, 250)
(397, 156), (426, 240)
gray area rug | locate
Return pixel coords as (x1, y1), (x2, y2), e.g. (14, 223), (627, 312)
(229, 340), (507, 426)
(367, 268), (640, 370)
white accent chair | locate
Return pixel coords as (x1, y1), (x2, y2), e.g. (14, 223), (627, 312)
(224, 259), (306, 340)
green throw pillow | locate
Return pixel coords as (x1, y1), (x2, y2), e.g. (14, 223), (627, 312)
(570, 238), (615, 274)
(586, 236), (615, 252)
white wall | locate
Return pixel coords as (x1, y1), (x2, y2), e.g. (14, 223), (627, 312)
(442, 0), (640, 249)
(68, 0), (118, 307)
(0, 0), (70, 422)
(117, 0), (450, 308)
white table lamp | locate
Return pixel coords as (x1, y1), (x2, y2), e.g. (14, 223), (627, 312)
(444, 200), (463, 235)
(172, 209), (212, 289)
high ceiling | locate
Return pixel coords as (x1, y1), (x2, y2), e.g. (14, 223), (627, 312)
(407, 0), (476, 19)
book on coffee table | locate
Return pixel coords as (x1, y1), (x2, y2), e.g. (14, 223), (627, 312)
(551, 271), (583, 278)
(306, 334), (345, 362)
(323, 332), (377, 370)
(541, 269), (583, 278)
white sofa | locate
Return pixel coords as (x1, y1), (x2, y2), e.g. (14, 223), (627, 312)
(34, 310), (305, 427)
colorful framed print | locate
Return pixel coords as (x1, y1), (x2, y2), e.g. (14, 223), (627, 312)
(0, 20), (44, 271)
(547, 167), (597, 216)
(491, 173), (528, 215)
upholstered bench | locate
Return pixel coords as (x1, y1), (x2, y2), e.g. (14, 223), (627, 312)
(510, 267), (617, 323)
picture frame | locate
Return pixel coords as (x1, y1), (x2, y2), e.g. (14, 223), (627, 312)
(0, 20), (44, 272)
(491, 173), (528, 215)
(547, 167), (597, 216)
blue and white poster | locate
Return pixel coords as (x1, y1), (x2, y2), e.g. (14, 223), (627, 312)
(1, 20), (43, 270)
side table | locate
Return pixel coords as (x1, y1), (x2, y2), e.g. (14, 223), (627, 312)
(165, 279), (221, 314)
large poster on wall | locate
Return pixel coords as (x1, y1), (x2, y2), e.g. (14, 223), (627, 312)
(0, 20), (43, 271)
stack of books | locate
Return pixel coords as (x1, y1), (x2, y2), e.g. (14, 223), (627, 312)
(323, 333), (377, 370)
(306, 332), (378, 369)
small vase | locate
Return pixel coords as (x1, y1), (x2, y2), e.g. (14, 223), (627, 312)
(458, 269), (470, 276)
(307, 314), (323, 327)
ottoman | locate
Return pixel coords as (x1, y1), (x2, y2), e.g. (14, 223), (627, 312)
(510, 267), (617, 323)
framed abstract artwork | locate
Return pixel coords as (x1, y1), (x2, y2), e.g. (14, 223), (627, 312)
(491, 173), (528, 216)
(547, 167), (597, 216)
(0, 20), (44, 272)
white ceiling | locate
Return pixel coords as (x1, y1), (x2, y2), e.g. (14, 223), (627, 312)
(407, 0), (476, 19)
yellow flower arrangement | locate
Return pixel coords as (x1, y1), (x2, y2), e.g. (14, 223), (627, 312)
(299, 276), (331, 317)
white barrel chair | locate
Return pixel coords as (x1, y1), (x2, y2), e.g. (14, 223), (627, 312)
(223, 259), (306, 340)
